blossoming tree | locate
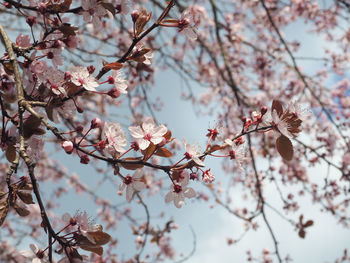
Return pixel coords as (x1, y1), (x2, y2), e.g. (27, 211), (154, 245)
(0, 0), (350, 262)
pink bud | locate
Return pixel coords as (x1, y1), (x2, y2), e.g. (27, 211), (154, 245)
(76, 105), (84, 113)
(107, 76), (115, 84)
(26, 16), (37, 27)
(90, 118), (102, 129)
(64, 71), (71, 80)
(261, 106), (268, 115)
(76, 126), (84, 133)
(107, 88), (121, 99)
(87, 65), (95, 74)
(131, 10), (140, 22)
(80, 155), (90, 164)
(62, 141), (74, 154)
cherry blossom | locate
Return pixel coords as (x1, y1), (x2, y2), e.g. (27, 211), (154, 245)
(119, 169), (146, 202)
(183, 139), (205, 166)
(81, 0), (108, 31)
(266, 109), (293, 138)
(178, 9), (197, 41)
(69, 65), (99, 91)
(202, 169), (215, 183)
(165, 174), (196, 208)
(20, 244), (48, 263)
(128, 120), (167, 150)
(102, 122), (127, 155)
(224, 139), (248, 170)
(287, 101), (311, 122)
(110, 70), (128, 94)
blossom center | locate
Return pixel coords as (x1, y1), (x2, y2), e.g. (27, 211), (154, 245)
(78, 78), (85, 85)
(124, 175), (132, 185)
(229, 150), (236, 160)
(173, 184), (182, 193)
(143, 133), (152, 141)
(184, 152), (192, 159)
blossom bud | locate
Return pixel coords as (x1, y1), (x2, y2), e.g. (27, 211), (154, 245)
(241, 116), (247, 123)
(62, 141), (74, 154)
(190, 172), (198, 180)
(64, 71), (72, 80)
(52, 40), (63, 49)
(107, 88), (121, 99)
(38, 3), (47, 14)
(4, 2), (12, 8)
(87, 65), (95, 74)
(261, 106), (268, 115)
(131, 10), (140, 23)
(107, 76), (115, 84)
(80, 155), (90, 164)
(76, 126), (84, 133)
(90, 117), (102, 129)
(76, 105), (84, 113)
(116, 4), (122, 13)
(26, 16), (37, 27)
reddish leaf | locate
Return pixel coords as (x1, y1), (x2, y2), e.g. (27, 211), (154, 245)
(298, 229), (306, 239)
(154, 148), (173, 158)
(142, 143), (156, 161)
(17, 191), (35, 205)
(101, 2), (116, 16)
(272, 99), (284, 116)
(80, 245), (103, 256)
(2, 62), (14, 75)
(0, 200), (9, 226)
(58, 23), (78, 36)
(102, 62), (123, 71)
(6, 145), (17, 163)
(13, 203), (30, 217)
(276, 135), (293, 161)
(23, 115), (44, 139)
(120, 158), (144, 170)
(164, 130), (172, 141)
(208, 144), (222, 153)
(304, 220), (314, 228)
(87, 231), (111, 246)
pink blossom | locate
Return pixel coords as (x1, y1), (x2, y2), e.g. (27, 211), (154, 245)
(81, 0), (107, 31)
(90, 117), (102, 129)
(70, 65), (99, 91)
(20, 244), (48, 263)
(287, 101), (311, 122)
(165, 174), (196, 208)
(62, 141), (74, 154)
(202, 169), (215, 183)
(178, 9), (197, 40)
(183, 139), (205, 166)
(128, 120), (167, 150)
(119, 169), (146, 202)
(102, 122), (127, 155)
(30, 60), (47, 75)
(110, 70), (128, 94)
(16, 34), (31, 48)
(224, 139), (248, 170)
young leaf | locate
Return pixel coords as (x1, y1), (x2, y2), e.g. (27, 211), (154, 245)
(13, 203), (30, 217)
(120, 158), (144, 170)
(102, 62), (123, 71)
(6, 145), (17, 163)
(154, 148), (173, 158)
(0, 201), (9, 226)
(276, 135), (293, 161)
(272, 99), (284, 116)
(17, 191), (35, 205)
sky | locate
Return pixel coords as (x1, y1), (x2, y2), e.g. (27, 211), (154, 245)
(1, 3), (350, 263)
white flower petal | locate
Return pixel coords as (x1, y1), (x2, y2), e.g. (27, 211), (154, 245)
(183, 187), (196, 198)
(165, 191), (174, 203)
